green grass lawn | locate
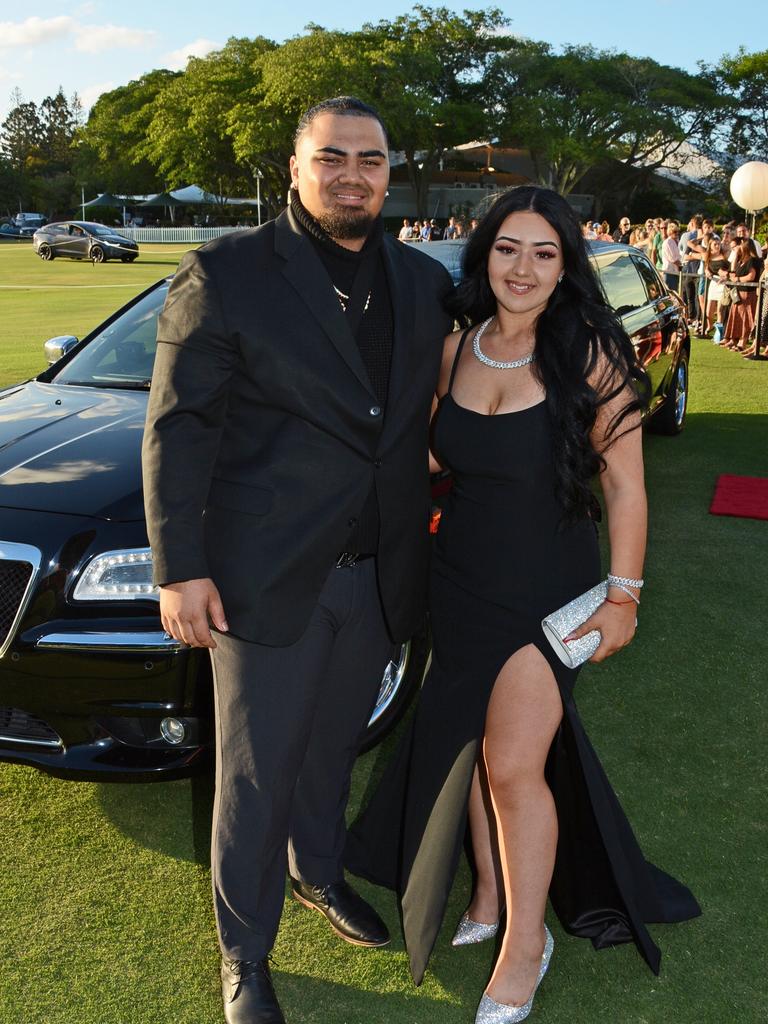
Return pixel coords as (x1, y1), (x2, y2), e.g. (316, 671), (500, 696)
(1, 248), (767, 1023)
(0, 241), (198, 387)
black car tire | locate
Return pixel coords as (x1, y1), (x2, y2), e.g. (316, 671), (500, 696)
(360, 623), (430, 752)
(38, 243), (54, 261)
(653, 350), (689, 435)
(90, 246), (106, 264)
(121, 255), (138, 263)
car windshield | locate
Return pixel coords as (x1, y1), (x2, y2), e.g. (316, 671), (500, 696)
(89, 225), (122, 237)
(53, 283), (168, 388)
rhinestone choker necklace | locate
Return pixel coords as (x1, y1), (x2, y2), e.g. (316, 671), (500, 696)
(472, 317), (536, 369)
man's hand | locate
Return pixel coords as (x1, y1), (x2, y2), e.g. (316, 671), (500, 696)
(160, 578), (228, 648)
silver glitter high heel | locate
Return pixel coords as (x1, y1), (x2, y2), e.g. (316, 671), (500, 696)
(474, 924), (554, 1023)
(451, 911), (500, 947)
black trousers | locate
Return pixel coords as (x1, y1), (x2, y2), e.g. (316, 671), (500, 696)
(208, 557), (395, 960)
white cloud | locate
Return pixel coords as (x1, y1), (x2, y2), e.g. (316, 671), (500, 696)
(79, 80), (116, 112)
(0, 16), (74, 48)
(74, 24), (158, 53)
(163, 38), (220, 71)
(0, 68), (22, 81)
(0, 16), (157, 56)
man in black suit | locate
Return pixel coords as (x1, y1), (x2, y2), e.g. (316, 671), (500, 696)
(142, 97), (452, 1023)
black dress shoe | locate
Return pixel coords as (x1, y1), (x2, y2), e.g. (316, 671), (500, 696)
(291, 877), (390, 947)
(221, 957), (286, 1024)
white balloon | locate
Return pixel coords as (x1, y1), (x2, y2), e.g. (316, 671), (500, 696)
(730, 161), (768, 211)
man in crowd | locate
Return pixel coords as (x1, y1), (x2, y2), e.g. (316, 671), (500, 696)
(142, 95), (452, 1024)
(443, 215), (458, 240)
(398, 217), (414, 241)
(613, 216), (632, 244)
(731, 221), (763, 261)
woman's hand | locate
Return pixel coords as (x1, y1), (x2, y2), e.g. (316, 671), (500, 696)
(565, 599), (637, 664)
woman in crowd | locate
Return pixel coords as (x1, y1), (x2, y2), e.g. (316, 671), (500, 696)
(348, 186), (700, 1024)
(633, 226), (652, 259)
(703, 237), (731, 338)
(694, 229), (713, 333)
(597, 219), (612, 241)
(725, 237), (762, 353)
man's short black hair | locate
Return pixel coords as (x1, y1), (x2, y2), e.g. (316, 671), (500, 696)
(294, 96), (389, 148)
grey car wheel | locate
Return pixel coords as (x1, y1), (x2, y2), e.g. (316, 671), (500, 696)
(38, 243), (54, 261)
(90, 246), (106, 264)
(653, 351), (688, 435)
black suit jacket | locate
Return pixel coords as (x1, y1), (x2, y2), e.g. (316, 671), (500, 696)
(142, 209), (453, 645)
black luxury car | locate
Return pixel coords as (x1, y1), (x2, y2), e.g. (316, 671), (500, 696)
(0, 241), (689, 783)
(32, 221), (139, 263)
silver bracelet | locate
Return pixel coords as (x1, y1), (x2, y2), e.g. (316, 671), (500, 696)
(607, 573), (644, 590)
(607, 581), (640, 605)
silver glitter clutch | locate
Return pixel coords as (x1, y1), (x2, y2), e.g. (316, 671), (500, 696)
(541, 581), (608, 668)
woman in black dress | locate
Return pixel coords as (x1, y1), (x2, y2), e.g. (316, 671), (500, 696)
(346, 187), (700, 1022)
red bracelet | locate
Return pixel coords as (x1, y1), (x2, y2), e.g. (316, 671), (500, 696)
(605, 598), (636, 606)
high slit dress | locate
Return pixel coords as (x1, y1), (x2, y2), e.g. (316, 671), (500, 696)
(345, 328), (701, 985)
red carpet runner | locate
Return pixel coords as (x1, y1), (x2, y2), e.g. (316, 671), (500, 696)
(709, 474), (768, 521)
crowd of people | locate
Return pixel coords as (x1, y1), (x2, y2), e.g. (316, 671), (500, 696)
(398, 210), (766, 355)
(584, 214), (767, 356)
(398, 215), (479, 241)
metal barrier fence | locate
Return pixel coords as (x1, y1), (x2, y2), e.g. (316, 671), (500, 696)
(118, 226), (248, 243)
(754, 277), (768, 360)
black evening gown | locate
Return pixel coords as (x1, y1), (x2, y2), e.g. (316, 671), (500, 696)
(346, 328), (701, 985)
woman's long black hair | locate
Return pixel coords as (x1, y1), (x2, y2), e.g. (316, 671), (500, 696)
(447, 186), (650, 523)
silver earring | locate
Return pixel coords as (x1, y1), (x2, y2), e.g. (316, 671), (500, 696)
(558, 272), (564, 283)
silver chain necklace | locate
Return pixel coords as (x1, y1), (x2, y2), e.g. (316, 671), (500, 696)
(472, 317), (536, 369)
(334, 285), (371, 313)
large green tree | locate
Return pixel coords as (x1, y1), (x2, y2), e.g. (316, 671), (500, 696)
(229, 25), (377, 213)
(0, 91), (43, 176)
(230, 8), (517, 218)
(719, 48), (768, 160)
(364, 6), (516, 215)
(489, 44), (727, 195)
(1, 87), (83, 215)
(76, 70), (180, 195)
(142, 37), (278, 207)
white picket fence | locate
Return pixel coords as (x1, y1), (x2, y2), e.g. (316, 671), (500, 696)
(118, 226), (249, 243)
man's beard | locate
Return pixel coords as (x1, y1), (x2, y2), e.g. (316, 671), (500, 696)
(317, 207), (374, 241)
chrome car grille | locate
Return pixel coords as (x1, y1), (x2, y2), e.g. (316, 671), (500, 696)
(0, 542), (42, 658)
(0, 707), (62, 747)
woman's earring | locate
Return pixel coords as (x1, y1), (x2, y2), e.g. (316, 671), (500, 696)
(558, 272), (564, 283)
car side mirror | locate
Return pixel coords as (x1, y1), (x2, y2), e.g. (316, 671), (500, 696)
(44, 335), (79, 365)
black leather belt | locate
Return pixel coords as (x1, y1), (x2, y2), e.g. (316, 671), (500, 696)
(335, 552), (375, 568)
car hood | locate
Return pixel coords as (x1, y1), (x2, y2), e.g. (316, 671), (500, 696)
(0, 380), (147, 521)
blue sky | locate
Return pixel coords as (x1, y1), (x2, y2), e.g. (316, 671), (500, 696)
(1, 1), (766, 124)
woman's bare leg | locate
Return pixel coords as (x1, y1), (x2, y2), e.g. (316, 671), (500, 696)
(482, 644), (563, 1006)
(466, 761), (504, 924)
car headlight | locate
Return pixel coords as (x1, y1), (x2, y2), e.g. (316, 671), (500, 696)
(73, 547), (159, 602)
